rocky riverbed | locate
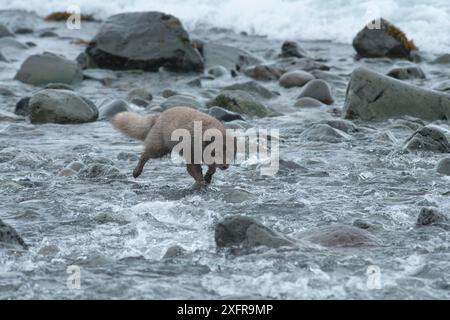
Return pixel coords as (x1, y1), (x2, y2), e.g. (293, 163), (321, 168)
(1, 10), (450, 299)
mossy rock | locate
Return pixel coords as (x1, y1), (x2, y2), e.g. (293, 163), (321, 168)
(207, 90), (270, 117)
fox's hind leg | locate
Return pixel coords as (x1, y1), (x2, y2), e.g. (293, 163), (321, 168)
(186, 164), (205, 185)
(133, 147), (163, 178)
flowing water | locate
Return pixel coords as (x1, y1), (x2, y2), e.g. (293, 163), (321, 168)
(1, 2), (450, 299)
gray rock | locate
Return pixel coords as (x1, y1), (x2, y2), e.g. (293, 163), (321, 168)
(0, 37), (28, 50)
(432, 81), (450, 94)
(78, 163), (126, 179)
(215, 216), (296, 249)
(39, 30), (58, 38)
(127, 87), (153, 102)
(404, 126), (450, 153)
(344, 67), (450, 121)
(431, 54), (450, 64)
(162, 89), (179, 98)
(0, 10), (39, 34)
(162, 245), (188, 259)
(29, 89), (98, 124)
(203, 42), (261, 70)
(68, 161), (85, 172)
(298, 79), (334, 105)
(294, 97), (324, 108)
(76, 52), (97, 69)
(296, 224), (382, 247)
(208, 107), (244, 122)
(131, 98), (149, 108)
(270, 57), (330, 73)
(223, 81), (276, 99)
(186, 78), (202, 87)
(437, 158), (450, 175)
(0, 219), (28, 250)
(207, 65), (228, 78)
(83, 68), (117, 83)
(14, 97), (31, 117)
(43, 83), (75, 91)
(86, 12), (203, 72)
(58, 168), (78, 177)
(207, 90), (270, 117)
(280, 70), (315, 88)
(98, 100), (130, 120)
(0, 86), (15, 96)
(161, 95), (203, 110)
(387, 66), (425, 80)
(300, 124), (351, 143)
(15, 52), (83, 86)
(280, 41), (309, 58)
(417, 207), (449, 227)
(0, 24), (14, 38)
(244, 64), (281, 81)
(353, 18), (416, 59)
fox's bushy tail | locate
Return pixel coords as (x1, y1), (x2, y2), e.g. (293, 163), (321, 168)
(112, 112), (158, 141)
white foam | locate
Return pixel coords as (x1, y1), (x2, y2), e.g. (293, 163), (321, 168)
(2, 0), (450, 53)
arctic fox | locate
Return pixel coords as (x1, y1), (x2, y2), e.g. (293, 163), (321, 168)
(112, 107), (234, 185)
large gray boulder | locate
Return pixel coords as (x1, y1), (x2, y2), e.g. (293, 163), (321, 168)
(0, 219), (28, 250)
(353, 18), (417, 59)
(86, 12), (204, 72)
(15, 53), (83, 86)
(29, 89), (98, 124)
(344, 67), (450, 121)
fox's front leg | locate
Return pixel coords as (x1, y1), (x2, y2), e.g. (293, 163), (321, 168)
(186, 164), (206, 186)
(204, 165), (216, 184)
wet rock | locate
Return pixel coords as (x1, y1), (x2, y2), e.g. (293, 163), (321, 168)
(38, 244), (60, 256)
(432, 81), (450, 94)
(86, 12), (204, 72)
(0, 37), (28, 51)
(78, 163), (126, 179)
(0, 10), (39, 34)
(297, 224), (382, 247)
(416, 208), (449, 227)
(162, 245), (188, 259)
(15, 52), (83, 86)
(29, 89), (98, 124)
(223, 81), (276, 99)
(431, 54), (450, 64)
(0, 219), (28, 250)
(280, 41), (309, 58)
(76, 52), (97, 69)
(98, 100), (130, 120)
(207, 90), (270, 117)
(44, 83), (75, 91)
(67, 161), (85, 172)
(162, 89), (179, 98)
(0, 24), (14, 38)
(243, 64), (281, 81)
(14, 97), (30, 117)
(436, 158), (450, 175)
(0, 86), (15, 97)
(294, 97), (324, 108)
(186, 78), (202, 87)
(39, 30), (58, 38)
(131, 98), (149, 108)
(344, 67), (450, 121)
(203, 42), (261, 70)
(279, 70), (315, 88)
(300, 124), (351, 143)
(82, 68), (117, 84)
(127, 88), (153, 103)
(404, 126), (450, 153)
(207, 65), (228, 78)
(387, 66), (425, 80)
(270, 57), (330, 73)
(208, 107), (244, 122)
(215, 216), (296, 249)
(161, 94), (203, 110)
(298, 79), (334, 105)
(58, 168), (77, 177)
(353, 18), (417, 59)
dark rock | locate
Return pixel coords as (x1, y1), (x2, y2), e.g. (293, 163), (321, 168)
(186, 78), (202, 87)
(162, 89), (179, 98)
(344, 67), (450, 121)
(76, 52), (97, 69)
(436, 158), (450, 175)
(207, 90), (270, 117)
(15, 52), (83, 86)
(417, 207), (449, 227)
(431, 54), (450, 64)
(29, 89), (98, 124)
(131, 98), (149, 108)
(404, 126), (450, 153)
(0, 219), (28, 250)
(209, 107), (245, 122)
(39, 30), (58, 38)
(215, 216), (296, 249)
(14, 97), (31, 117)
(270, 57), (330, 73)
(44, 83), (75, 91)
(387, 66), (425, 80)
(127, 87), (153, 102)
(298, 79), (334, 105)
(85, 12), (204, 72)
(280, 41), (309, 58)
(353, 18), (417, 59)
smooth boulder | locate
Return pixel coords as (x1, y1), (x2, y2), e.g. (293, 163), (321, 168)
(280, 41), (309, 58)
(29, 89), (98, 124)
(15, 52), (83, 86)
(279, 70), (315, 88)
(86, 12), (203, 72)
(404, 126), (450, 153)
(344, 67), (450, 121)
(295, 97), (324, 108)
(353, 18), (417, 59)
(207, 90), (270, 117)
(298, 79), (334, 105)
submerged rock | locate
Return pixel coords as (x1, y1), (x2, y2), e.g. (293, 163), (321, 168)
(437, 158), (450, 175)
(223, 81), (276, 99)
(208, 107), (244, 122)
(270, 57), (330, 73)
(82, 69), (118, 84)
(0, 10), (39, 34)
(416, 208), (449, 228)
(162, 245), (188, 259)
(279, 70), (315, 88)
(324, 119), (358, 133)
(243, 64), (281, 81)
(298, 79), (334, 105)
(15, 52), (83, 86)
(207, 65), (228, 78)
(203, 42), (261, 70)
(29, 89), (98, 124)
(353, 18), (417, 59)
(161, 94), (203, 110)
(344, 67), (450, 121)
(387, 66), (425, 80)
(0, 24), (14, 38)
(294, 97), (324, 108)
(404, 126), (450, 153)
(78, 163), (126, 180)
(0, 219), (28, 250)
(215, 216), (296, 249)
(127, 88), (153, 102)
(300, 124), (351, 143)
(86, 12), (204, 72)
(207, 90), (270, 117)
(98, 100), (130, 120)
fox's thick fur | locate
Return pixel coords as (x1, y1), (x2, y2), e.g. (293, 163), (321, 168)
(112, 107), (233, 185)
